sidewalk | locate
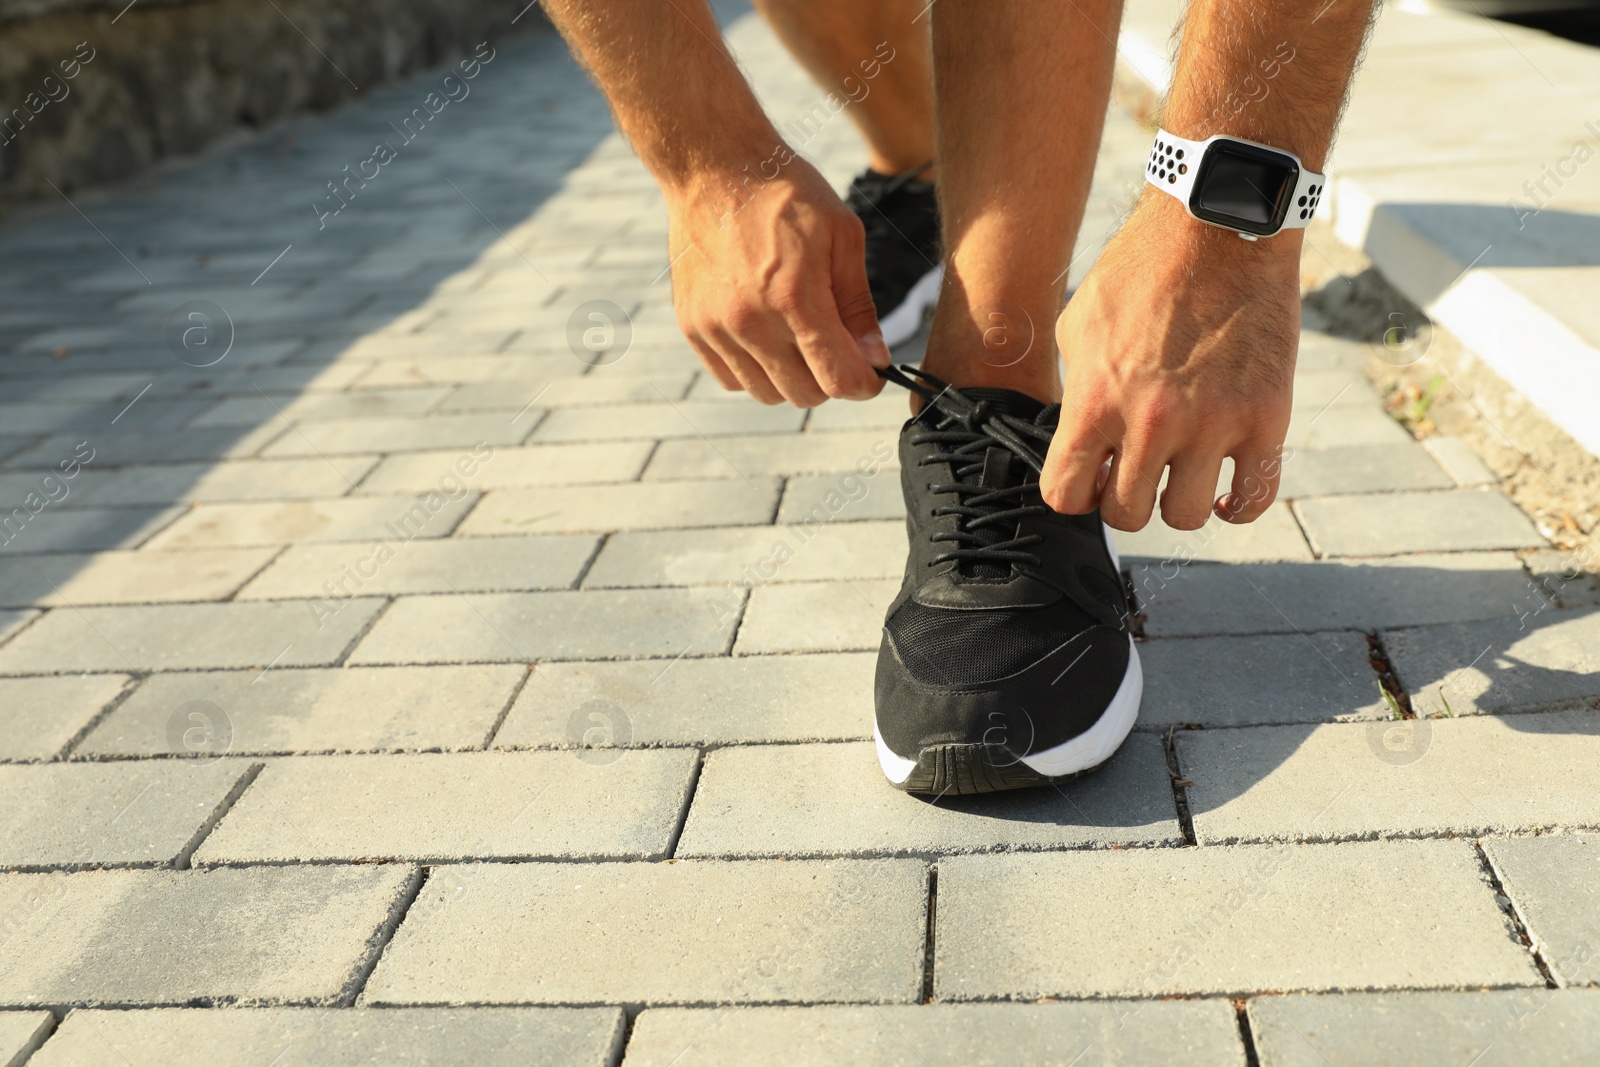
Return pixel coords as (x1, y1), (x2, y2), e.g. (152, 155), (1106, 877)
(0, 5), (1598, 1066)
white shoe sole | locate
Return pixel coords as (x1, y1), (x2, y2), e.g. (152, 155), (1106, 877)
(877, 265), (943, 349)
(875, 522), (1139, 786)
(875, 635), (1143, 785)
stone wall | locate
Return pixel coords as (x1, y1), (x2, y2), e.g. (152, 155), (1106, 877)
(0, 0), (542, 201)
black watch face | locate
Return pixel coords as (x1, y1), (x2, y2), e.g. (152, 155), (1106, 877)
(1189, 140), (1299, 236)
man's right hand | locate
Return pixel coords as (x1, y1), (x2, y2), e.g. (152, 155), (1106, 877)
(665, 158), (891, 407)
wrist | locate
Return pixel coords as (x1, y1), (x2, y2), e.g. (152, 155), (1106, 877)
(1130, 188), (1303, 268)
(647, 110), (788, 200)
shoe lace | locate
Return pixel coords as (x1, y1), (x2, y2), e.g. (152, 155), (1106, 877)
(878, 364), (1056, 570)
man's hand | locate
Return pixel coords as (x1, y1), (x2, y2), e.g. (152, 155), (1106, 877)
(1041, 194), (1300, 532)
(666, 158), (890, 407)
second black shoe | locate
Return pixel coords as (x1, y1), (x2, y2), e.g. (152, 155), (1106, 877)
(874, 366), (1142, 795)
(846, 165), (942, 349)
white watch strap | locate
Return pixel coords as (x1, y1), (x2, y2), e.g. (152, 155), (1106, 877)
(1145, 129), (1204, 204)
(1145, 127), (1326, 232)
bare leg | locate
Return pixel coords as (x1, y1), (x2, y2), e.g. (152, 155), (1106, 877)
(922, 0), (1122, 400)
(749, 0), (937, 175)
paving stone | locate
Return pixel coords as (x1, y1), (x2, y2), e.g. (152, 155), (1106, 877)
(1424, 434), (1500, 487)
(144, 495), (476, 548)
(777, 473), (906, 524)
(458, 479), (780, 537)
(441, 372), (696, 411)
(1177, 711), (1600, 843)
(349, 588), (740, 664)
(0, 374), (150, 405)
(260, 414), (533, 457)
(357, 442), (652, 493)
(0, 507), (186, 555)
(0, 1010), (51, 1066)
(676, 736), (1180, 858)
(0, 398), (212, 435)
(77, 665), (526, 757)
(1139, 632), (1389, 727)
(0, 865), (417, 1006)
(935, 840), (1538, 999)
(646, 432), (899, 481)
(1293, 334), (1369, 371)
(363, 858), (926, 1006)
(497, 653), (872, 747)
(0, 675), (129, 762)
(55, 457), (380, 506)
(196, 749), (696, 864)
(1135, 553), (1538, 637)
(1112, 504), (1312, 564)
(1484, 835), (1600, 987)
(1523, 549), (1600, 609)
(735, 579), (897, 654)
(0, 549), (276, 607)
(532, 401), (803, 444)
(622, 1001), (1245, 1067)
(9, 426), (286, 468)
(31, 1007), (625, 1067)
(1290, 370), (1375, 411)
(0, 761), (251, 869)
(238, 535), (598, 599)
(190, 387), (452, 427)
(152, 362), (379, 397)
(1295, 490), (1544, 557)
(804, 392), (912, 431)
(354, 354), (585, 387)
(0, 599), (384, 674)
(1384, 607), (1600, 716)
(1248, 989), (1600, 1067)
(314, 330), (517, 360)
(0, 610), (35, 647)
(1284, 406), (1412, 450)
(586, 522), (905, 588)
(1275, 442), (1453, 497)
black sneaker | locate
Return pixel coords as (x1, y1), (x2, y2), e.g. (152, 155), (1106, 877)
(873, 365), (1142, 795)
(846, 165), (942, 349)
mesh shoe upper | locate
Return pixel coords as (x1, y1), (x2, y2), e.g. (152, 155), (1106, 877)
(845, 166), (940, 317)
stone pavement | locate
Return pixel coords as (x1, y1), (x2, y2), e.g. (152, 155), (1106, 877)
(1, 5), (1598, 1066)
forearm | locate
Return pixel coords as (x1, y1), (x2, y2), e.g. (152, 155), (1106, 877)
(1165, 0), (1377, 174)
(540, 0), (781, 193)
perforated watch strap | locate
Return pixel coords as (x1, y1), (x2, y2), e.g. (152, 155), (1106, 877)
(1144, 127), (1327, 233)
(1282, 166), (1325, 229)
(1144, 129), (1204, 204)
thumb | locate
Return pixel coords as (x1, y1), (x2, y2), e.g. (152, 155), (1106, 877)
(831, 230), (890, 369)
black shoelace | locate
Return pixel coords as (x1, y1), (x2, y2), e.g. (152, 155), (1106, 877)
(878, 364), (1055, 570)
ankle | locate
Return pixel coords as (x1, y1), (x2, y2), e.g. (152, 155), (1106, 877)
(919, 308), (1062, 404)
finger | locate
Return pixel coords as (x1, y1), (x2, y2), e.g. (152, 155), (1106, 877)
(707, 329), (785, 406)
(1215, 441), (1286, 523)
(724, 318), (829, 408)
(1100, 448), (1164, 532)
(830, 221), (893, 372)
(787, 225), (888, 401)
(686, 335), (741, 393)
(1160, 447), (1229, 531)
(1041, 400), (1119, 515)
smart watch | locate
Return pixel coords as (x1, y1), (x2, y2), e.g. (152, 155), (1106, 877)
(1144, 128), (1324, 240)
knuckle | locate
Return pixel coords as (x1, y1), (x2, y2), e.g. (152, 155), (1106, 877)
(723, 303), (761, 337)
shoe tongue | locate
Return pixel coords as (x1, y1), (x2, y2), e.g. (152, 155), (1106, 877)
(937, 387), (1050, 581)
(957, 387), (1048, 423)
